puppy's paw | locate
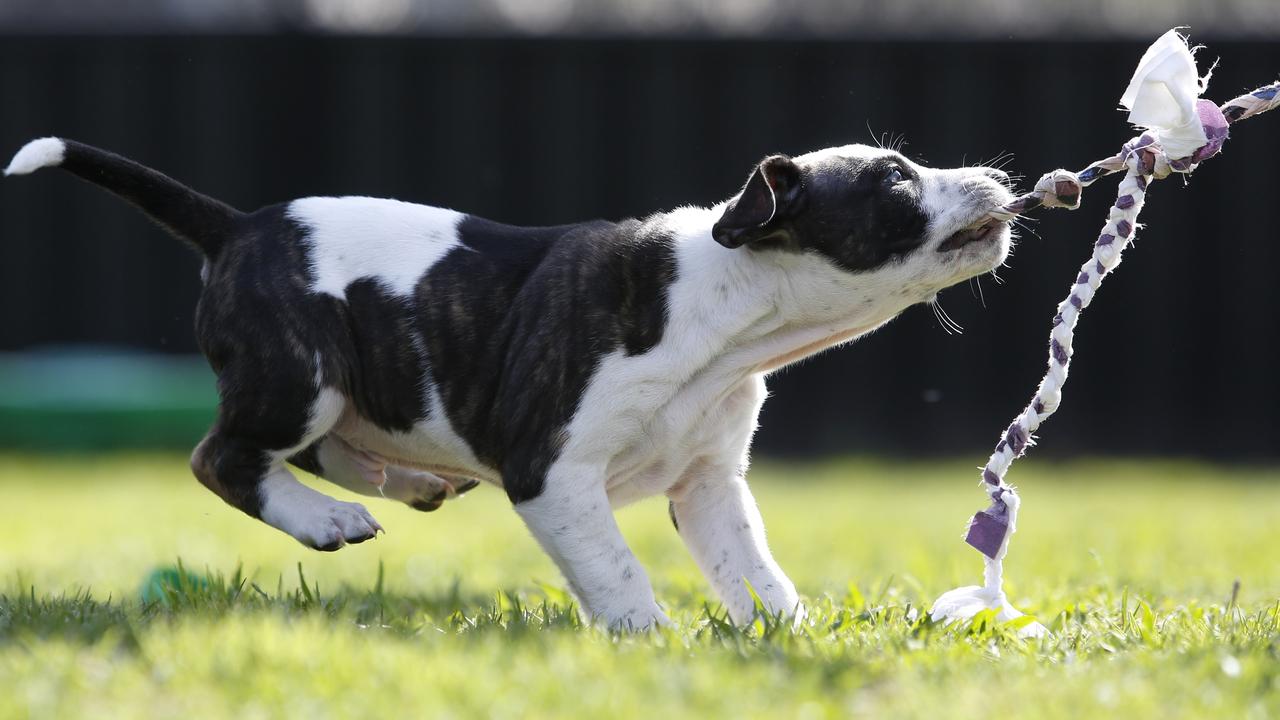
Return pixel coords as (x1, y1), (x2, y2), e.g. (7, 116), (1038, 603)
(310, 501), (384, 551)
(261, 479), (384, 550)
(383, 468), (480, 512)
(594, 604), (672, 633)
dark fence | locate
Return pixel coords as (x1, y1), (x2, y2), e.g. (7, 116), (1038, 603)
(2, 36), (1278, 458)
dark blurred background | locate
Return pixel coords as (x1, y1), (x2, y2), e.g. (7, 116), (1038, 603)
(1, 1), (1278, 458)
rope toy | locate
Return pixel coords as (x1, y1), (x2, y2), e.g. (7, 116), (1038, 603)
(929, 29), (1280, 637)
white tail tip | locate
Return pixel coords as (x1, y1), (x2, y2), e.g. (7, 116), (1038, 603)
(5, 137), (66, 176)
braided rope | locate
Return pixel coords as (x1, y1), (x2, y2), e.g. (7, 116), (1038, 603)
(931, 78), (1280, 633)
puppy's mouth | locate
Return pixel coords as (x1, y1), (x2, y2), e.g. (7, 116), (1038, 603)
(937, 217), (1007, 253)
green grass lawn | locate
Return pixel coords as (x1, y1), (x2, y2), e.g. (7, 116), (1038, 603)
(1, 454), (1278, 718)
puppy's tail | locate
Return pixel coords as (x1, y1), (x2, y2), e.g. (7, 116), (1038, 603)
(5, 137), (243, 257)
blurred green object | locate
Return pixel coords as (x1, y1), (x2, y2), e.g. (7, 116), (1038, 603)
(139, 566), (210, 605)
(0, 350), (216, 451)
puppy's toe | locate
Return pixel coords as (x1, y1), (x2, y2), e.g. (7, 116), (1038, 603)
(307, 502), (382, 549)
(384, 468), (480, 511)
(409, 489), (449, 513)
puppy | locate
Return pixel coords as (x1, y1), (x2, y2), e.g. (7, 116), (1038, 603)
(6, 137), (1012, 629)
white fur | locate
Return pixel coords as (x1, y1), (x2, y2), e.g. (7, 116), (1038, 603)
(666, 377), (802, 624)
(515, 466), (670, 630)
(5, 137), (65, 176)
(258, 468), (382, 548)
(287, 196), (466, 299)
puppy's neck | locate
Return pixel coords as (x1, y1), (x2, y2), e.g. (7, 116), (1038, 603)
(661, 205), (920, 375)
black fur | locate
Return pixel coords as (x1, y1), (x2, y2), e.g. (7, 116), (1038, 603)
(56, 140), (243, 256)
(191, 207), (344, 519)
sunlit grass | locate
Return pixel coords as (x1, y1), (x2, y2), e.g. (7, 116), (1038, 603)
(1, 455), (1278, 718)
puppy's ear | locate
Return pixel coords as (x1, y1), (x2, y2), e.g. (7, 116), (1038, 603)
(712, 155), (803, 249)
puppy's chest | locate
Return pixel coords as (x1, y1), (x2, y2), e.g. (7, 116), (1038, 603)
(584, 369), (767, 505)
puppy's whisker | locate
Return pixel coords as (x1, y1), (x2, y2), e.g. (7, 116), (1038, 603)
(930, 302), (953, 335)
(931, 299), (965, 335)
(973, 275), (988, 308)
(1011, 218), (1042, 242)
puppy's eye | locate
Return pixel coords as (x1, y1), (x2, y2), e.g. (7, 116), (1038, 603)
(883, 167), (906, 185)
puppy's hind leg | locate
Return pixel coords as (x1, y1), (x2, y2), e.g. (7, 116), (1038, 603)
(191, 383), (383, 551)
(290, 435), (480, 512)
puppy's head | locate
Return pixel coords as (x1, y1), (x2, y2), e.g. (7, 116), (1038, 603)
(713, 144), (1013, 298)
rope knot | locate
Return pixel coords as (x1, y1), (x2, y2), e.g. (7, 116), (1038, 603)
(1123, 100), (1230, 179)
(1031, 170), (1082, 210)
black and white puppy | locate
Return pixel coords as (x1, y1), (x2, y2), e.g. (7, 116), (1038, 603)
(6, 137), (1012, 629)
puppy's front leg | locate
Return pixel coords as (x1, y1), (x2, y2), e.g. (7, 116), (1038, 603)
(669, 463), (800, 625)
(514, 464), (668, 630)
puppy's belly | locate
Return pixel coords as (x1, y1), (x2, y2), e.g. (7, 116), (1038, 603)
(331, 411), (500, 486)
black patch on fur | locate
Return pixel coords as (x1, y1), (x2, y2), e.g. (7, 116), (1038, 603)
(417, 215), (678, 504)
(338, 280), (428, 433)
(727, 152), (930, 273)
(196, 208), (339, 446)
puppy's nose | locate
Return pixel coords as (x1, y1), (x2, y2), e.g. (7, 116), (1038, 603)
(981, 167), (1009, 182)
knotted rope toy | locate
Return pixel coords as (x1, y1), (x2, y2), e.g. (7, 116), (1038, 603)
(929, 30), (1280, 637)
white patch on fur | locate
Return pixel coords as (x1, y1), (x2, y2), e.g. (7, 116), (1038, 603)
(287, 197), (466, 299)
(5, 137), (65, 176)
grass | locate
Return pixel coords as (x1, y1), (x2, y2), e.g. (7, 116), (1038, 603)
(1, 454), (1278, 718)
